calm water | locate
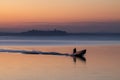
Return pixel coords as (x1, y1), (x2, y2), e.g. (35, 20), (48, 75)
(0, 36), (120, 80)
(0, 35), (120, 46)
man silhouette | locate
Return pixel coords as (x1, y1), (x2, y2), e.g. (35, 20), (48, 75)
(73, 48), (77, 55)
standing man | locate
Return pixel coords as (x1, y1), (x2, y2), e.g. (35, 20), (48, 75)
(73, 48), (77, 55)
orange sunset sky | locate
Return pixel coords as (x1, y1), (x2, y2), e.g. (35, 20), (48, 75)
(0, 0), (120, 32)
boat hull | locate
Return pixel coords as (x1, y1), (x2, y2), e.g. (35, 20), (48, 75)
(73, 49), (86, 57)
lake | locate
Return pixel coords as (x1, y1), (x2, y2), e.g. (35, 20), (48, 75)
(0, 35), (120, 46)
(0, 35), (120, 80)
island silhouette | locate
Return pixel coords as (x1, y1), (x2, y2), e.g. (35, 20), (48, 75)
(0, 29), (68, 36)
(0, 29), (119, 36)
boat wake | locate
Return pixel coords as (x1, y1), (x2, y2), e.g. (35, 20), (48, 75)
(0, 49), (87, 63)
(0, 49), (69, 56)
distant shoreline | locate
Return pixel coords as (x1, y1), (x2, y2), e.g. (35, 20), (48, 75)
(0, 29), (120, 36)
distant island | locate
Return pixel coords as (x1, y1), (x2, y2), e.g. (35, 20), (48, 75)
(0, 29), (120, 36)
(0, 29), (68, 36)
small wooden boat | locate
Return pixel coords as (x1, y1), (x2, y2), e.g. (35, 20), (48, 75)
(73, 49), (86, 57)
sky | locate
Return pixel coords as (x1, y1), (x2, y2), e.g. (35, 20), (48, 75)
(0, 0), (120, 33)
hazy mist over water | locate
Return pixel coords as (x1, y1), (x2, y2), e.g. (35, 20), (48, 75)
(0, 35), (120, 46)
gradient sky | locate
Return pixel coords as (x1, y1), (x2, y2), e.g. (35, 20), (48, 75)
(0, 0), (120, 32)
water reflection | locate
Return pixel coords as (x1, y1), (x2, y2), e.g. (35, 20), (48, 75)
(73, 56), (86, 63)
